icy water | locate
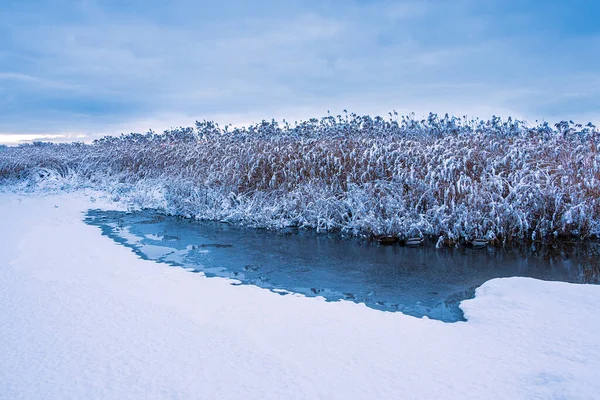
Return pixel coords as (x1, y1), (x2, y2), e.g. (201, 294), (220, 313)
(85, 209), (600, 322)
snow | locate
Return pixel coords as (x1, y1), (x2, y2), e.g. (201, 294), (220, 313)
(3, 114), (600, 244)
(1, 191), (600, 399)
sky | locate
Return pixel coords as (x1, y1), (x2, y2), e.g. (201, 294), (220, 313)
(0, 0), (599, 144)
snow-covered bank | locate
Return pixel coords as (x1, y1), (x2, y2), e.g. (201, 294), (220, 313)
(1, 192), (600, 399)
(3, 115), (600, 244)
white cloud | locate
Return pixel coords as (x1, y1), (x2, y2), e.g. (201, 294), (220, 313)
(0, 133), (85, 146)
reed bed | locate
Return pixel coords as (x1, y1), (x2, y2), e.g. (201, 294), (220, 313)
(2, 113), (599, 245)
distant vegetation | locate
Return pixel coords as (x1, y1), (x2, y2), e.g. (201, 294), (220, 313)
(1, 112), (599, 246)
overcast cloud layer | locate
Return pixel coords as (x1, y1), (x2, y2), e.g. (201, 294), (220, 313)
(1, 0), (599, 143)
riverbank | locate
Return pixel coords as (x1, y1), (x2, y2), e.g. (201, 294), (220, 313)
(1, 191), (600, 399)
(2, 115), (599, 245)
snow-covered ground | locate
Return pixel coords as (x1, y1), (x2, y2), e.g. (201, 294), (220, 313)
(1, 191), (600, 399)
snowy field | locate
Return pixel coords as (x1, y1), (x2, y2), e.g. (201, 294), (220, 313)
(1, 191), (600, 399)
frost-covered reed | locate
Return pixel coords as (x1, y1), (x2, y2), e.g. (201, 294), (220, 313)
(1, 112), (599, 245)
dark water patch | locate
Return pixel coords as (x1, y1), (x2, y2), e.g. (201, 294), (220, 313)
(198, 243), (233, 248)
(85, 209), (600, 322)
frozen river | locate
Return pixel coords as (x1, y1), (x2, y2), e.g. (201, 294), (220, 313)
(85, 209), (599, 322)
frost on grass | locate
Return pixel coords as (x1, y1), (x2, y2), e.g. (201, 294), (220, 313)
(1, 113), (599, 245)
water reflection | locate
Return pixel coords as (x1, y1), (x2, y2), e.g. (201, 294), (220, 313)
(85, 209), (599, 322)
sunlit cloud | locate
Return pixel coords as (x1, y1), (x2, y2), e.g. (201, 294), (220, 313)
(0, 134), (87, 145)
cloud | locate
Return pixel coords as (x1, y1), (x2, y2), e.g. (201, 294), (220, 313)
(0, 0), (599, 141)
(0, 133), (86, 146)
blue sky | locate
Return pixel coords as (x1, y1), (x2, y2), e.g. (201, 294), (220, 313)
(0, 0), (599, 143)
